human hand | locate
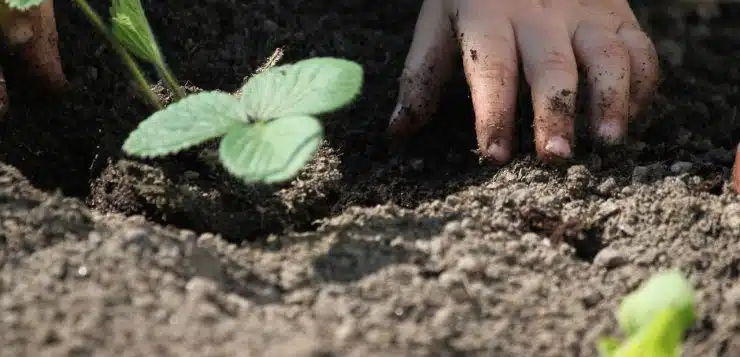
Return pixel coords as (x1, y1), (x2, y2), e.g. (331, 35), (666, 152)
(0, 0), (65, 118)
(388, 0), (659, 165)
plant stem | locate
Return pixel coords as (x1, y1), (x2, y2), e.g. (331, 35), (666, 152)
(154, 59), (186, 100)
(71, 0), (162, 110)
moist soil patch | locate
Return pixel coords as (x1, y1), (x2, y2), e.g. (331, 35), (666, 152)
(1, 0), (740, 356)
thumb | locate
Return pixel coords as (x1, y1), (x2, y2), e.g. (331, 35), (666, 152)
(388, 0), (456, 137)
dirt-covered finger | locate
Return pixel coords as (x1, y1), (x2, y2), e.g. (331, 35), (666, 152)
(516, 21), (578, 163)
(573, 23), (631, 145)
(457, 5), (518, 164)
(15, 0), (66, 92)
(0, 3), (34, 45)
(388, 0), (457, 137)
(617, 23), (660, 120)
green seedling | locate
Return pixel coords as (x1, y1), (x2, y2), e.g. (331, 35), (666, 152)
(598, 269), (697, 357)
(122, 57), (363, 183)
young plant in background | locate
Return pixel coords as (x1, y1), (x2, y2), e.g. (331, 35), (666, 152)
(73, 0), (185, 105)
(108, 0), (185, 99)
(598, 269), (697, 357)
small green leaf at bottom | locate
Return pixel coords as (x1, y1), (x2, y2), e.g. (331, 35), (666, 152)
(617, 270), (695, 338)
(612, 308), (686, 357)
(218, 115), (323, 184)
(123, 91), (243, 157)
(597, 337), (621, 357)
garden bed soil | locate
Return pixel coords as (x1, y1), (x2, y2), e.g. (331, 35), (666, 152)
(1, 0), (740, 356)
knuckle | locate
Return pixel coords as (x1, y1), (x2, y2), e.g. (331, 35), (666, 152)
(629, 47), (661, 90)
(640, 45), (661, 79)
(583, 37), (630, 64)
(601, 38), (630, 60)
(473, 59), (516, 82)
(540, 50), (578, 76)
(619, 28), (661, 76)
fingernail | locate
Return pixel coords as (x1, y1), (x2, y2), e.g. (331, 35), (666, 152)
(387, 102), (407, 136)
(597, 120), (625, 145)
(545, 136), (572, 159)
(389, 101), (404, 125)
(486, 141), (511, 164)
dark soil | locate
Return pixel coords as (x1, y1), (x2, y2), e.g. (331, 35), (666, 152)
(1, 0), (740, 356)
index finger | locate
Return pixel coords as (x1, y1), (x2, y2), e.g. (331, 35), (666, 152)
(456, 2), (519, 164)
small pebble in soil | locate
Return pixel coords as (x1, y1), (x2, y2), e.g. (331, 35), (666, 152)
(587, 153), (603, 171)
(632, 163), (667, 184)
(723, 284), (740, 306)
(692, 138), (713, 151)
(593, 247), (627, 269)
(428, 237), (447, 256)
(670, 161), (694, 174)
(183, 170), (200, 180)
(455, 255), (484, 274)
(520, 232), (540, 246)
(596, 177), (618, 195)
(721, 203), (740, 231)
(443, 220), (463, 236)
(505, 240), (524, 254)
(445, 195), (461, 206)
(580, 290), (603, 308)
(566, 165), (594, 192)
(706, 147), (734, 164)
(657, 39), (684, 67)
(185, 276), (220, 298)
(558, 243), (576, 257)
(410, 158), (425, 171)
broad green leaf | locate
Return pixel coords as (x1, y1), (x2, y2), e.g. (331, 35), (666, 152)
(612, 308), (686, 357)
(3, 0), (43, 10)
(123, 91), (243, 157)
(240, 57), (363, 120)
(617, 270), (696, 337)
(111, 0), (161, 63)
(218, 115), (323, 183)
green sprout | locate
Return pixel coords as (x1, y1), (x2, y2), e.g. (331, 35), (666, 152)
(599, 269), (697, 357)
(109, 0), (185, 99)
(122, 57), (363, 183)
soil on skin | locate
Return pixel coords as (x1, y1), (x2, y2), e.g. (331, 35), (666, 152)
(1, 0), (740, 356)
